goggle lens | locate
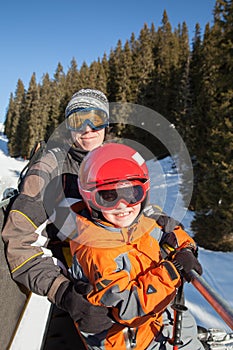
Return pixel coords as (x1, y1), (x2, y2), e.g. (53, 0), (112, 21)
(66, 108), (108, 131)
(94, 184), (145, 210)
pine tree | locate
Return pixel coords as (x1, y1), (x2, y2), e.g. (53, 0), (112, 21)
(7, 80), (26, 156)
(191, 1), (233, 251)
(191, 23), (220, 212)
(107, 40), (134, 137)
(39, 73), (52, 140)
(95, 56), (108, 95)
(22, 73), (41, 157)
(134, 23), (155, 105)
(150, 11), (177, 119)
(46, 62), (66, 139)
(171, 22), (190, 131)
(116, 40), (133, 102)
(129, 32), (140, 102)
(107, 40), (123, 102)
(100, 53), (109, 97)
(78, 61), (90, 89)
(66, 58), (80, 98)
(4, 93), (15, 140)
(88, 59), (108, 94)
(186, 23), (203, 148)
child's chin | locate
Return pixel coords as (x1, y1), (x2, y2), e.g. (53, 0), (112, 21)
(115, 218), (135, 228)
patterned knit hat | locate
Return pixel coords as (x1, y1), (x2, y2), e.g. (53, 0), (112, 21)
(65, 88), (109, 119)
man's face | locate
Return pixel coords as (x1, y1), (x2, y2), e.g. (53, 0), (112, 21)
(71, 125), (105, 151)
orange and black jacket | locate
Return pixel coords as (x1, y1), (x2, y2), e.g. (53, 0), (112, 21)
(70, 209), (196, 349)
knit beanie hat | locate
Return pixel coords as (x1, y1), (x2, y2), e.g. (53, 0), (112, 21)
(65, 88), (109, 119)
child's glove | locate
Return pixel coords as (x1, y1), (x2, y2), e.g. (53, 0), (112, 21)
(172, 248), (203, 282)
(55, 280), (113, 333)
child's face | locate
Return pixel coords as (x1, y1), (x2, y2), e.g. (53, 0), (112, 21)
(102, 201), (141, 228)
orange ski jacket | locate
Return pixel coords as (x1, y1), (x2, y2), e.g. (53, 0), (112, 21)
(70, 210), (196, 349)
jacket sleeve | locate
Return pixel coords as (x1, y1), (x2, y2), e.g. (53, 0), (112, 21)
(74, 246), (181, 325)
(160, 225), (197, 254)
(144, 204), (196, 251)
(2, 153), (70, 299)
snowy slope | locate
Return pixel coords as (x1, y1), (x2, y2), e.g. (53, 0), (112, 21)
(0, 130), (233, 347)
(0, 133), (27, 198)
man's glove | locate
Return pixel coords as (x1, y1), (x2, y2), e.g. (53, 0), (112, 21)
(55, 280), (113, 333)
(172, 248), (203, 282)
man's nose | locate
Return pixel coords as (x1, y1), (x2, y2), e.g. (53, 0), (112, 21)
(81, 124), (93, 132)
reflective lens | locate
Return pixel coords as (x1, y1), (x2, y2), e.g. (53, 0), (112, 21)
(94, 183), (145, 209)
(66, 108), (108, 131)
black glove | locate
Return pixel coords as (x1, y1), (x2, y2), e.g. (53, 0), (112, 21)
(172, 248), (203, 282)
(55, 280), (113, 333)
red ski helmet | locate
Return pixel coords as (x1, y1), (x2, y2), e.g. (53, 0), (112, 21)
(78, 143), (150, 215)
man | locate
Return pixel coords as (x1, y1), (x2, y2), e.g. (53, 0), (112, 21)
(2, 88), (113, 344)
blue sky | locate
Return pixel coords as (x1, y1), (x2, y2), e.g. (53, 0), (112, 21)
(0, 0), (216, 123)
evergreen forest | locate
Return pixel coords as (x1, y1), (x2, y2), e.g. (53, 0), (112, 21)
(3, 0), (233, 251)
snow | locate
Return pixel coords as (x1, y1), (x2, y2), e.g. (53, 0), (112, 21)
(0, 133), (26, 198)
(0, 127), (233, 347)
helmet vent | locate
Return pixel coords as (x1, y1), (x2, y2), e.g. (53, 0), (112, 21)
(132, 152), (145, 166)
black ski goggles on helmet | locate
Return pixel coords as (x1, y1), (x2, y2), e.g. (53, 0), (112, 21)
(84, 180), (148, 211)
(65, 108), (108, 132)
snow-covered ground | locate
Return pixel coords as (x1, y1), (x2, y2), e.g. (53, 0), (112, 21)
(0, 128), (233, 348)
(0, 134), (26, 196)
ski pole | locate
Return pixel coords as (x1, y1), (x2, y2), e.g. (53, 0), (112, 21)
(188, 269), (233, 331)
(169, 281), (188, 350)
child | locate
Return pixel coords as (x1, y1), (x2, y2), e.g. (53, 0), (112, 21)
(69, 143), (204, 349)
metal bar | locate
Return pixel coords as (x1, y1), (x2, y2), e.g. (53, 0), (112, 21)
(189, 269), (233, 330)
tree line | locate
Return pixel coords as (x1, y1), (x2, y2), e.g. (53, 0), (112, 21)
(4, 0), (233, 251)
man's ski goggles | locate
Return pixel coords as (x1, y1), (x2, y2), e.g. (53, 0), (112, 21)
(66, 108), (108, 132)
(83, 180), (148, 211)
